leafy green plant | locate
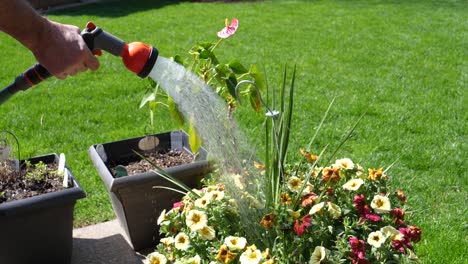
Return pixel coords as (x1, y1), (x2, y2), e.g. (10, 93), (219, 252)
(24, 161), (53, 183)
(140, 18), (264, 153)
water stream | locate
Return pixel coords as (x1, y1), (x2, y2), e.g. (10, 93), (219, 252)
(148, 56), (254, 174)
(149, 57), (271, 246)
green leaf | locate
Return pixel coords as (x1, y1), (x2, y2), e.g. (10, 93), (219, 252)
(225, 73), (238, 98)
(229, 59), (248, 74)
(199, 48), (212, 59)
(250, 64), (265, 92)
(147, 77), (157, 88)
(189, 119), (202, 154)
(215, 63), (230, 77)
(248, 84), (261, 112)
(167, 96), (185, 128)
(139, 92), (155, 108)
(172, 54), (184, 66)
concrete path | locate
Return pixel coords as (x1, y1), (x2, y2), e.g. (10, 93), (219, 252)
(72, 220), (146, 264)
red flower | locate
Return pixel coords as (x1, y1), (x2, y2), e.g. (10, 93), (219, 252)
(409, 225), (422, 243)
(391, 208), (405, 226)
(353, 195), (381, 222)
(349, 236), (369, 264)
(217, 18), (239, 39)
(293, 214), (312, 237)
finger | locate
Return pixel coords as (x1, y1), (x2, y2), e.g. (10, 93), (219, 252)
(84, 52), (100, 71)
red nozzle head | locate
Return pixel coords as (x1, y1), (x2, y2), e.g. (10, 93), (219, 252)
(121, 42), (158, 78)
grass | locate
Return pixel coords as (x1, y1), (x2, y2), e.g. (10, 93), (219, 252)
(0, 0), (466, 262)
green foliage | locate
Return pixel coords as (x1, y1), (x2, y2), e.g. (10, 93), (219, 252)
(24, 160), (56, 183)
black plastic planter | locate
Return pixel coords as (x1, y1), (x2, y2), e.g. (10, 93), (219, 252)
(0, 153), (86, 264)
(88, 130), (211, 251)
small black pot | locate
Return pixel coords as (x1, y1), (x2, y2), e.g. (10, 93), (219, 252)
(0, 153), (86, 264)
(88, 130), (211, 251)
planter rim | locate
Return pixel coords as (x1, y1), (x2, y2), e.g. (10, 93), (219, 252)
(0, 153), (86, 216)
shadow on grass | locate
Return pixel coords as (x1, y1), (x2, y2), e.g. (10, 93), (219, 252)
(46, 0), (184, 18)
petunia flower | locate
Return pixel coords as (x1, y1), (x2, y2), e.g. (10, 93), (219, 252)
(349, 236), (369, 264)
(367, 231), (386, 248)
(294, 214), (312, 236)
(368, 168), (386, 181)
(309, 202), (325, 215)
(343, 179), (364, 191)
(216, 245), (237, 263)
(371, 195), (391, 214)
(287, 176), (303, 193)
(327, 202), (341, 219)
(260, 213), (276, 229)
(380, 226), (404, 241)
(157, 209), (168, 225)
(334, 158), (355, 170)
(194, 196), (211, 208)
(224, 236), (247, 251)
(309, 246), (327, 264)
(301, 192), (318, 207)
(217, 18), (239, 39)
(197, 225), (216, 240)
(174, 232), (190, 250)
(239, 248), (263, 264)
(185, 210), (208, 231)
(145, 252), (167, 264)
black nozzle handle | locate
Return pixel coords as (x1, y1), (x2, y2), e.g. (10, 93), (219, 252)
(81, 22), (126, 57)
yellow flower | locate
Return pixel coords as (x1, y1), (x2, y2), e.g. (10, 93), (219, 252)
(287, 209), (302, 220)
(253, 161), (266, 169)
(224, 236), (247, 250)
(160, 237), (174, 247)
(334, 158), (354, 170)
(185, 209), (208, 231)
(207, 190), (225, 201)
(380, 226), (404, 241)
(368, 168), (385, 181)
(367, 231), (386, 248)
(216, 245), (237, 263)
(327, 202), (341, 219)
(309, 202), (325, 215)
(194, 196), (211, 208)
(371, 195), (391, 214)
(309, 246), (327, 264)
(280, 193), (292, 204)
(342, 178), (364, 191)
(300, 149), (318, 163)
(145, 252), (167, 264)
(174, 232), (190, 250)
(240, 248), (263, 264)
(197, 225), (216, 240)
(287, 176), (303, 193)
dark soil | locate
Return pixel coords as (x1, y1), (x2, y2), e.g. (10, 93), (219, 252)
(118, 149), (194, 176)
(0, 161), (64, 204)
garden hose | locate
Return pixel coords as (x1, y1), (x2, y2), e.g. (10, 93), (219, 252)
(0, 22), (158, 105)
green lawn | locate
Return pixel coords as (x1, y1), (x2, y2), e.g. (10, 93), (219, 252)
(0, 0), (466, 262)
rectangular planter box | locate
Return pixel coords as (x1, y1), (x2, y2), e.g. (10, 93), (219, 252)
(88, 130), (211, 251)
(0, 153), (86, 264)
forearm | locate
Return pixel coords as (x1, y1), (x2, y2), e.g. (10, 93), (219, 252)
(0, 0), (47, 51)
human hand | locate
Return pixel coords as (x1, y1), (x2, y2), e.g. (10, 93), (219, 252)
(31, 20), (100, 79)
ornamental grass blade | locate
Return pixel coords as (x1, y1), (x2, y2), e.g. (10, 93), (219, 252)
(133, 151), (200, 198)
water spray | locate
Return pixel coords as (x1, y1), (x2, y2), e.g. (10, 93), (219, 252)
(0, 22), (158, 105)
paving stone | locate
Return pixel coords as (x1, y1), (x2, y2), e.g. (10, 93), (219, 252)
(72, 220), (146, 264)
